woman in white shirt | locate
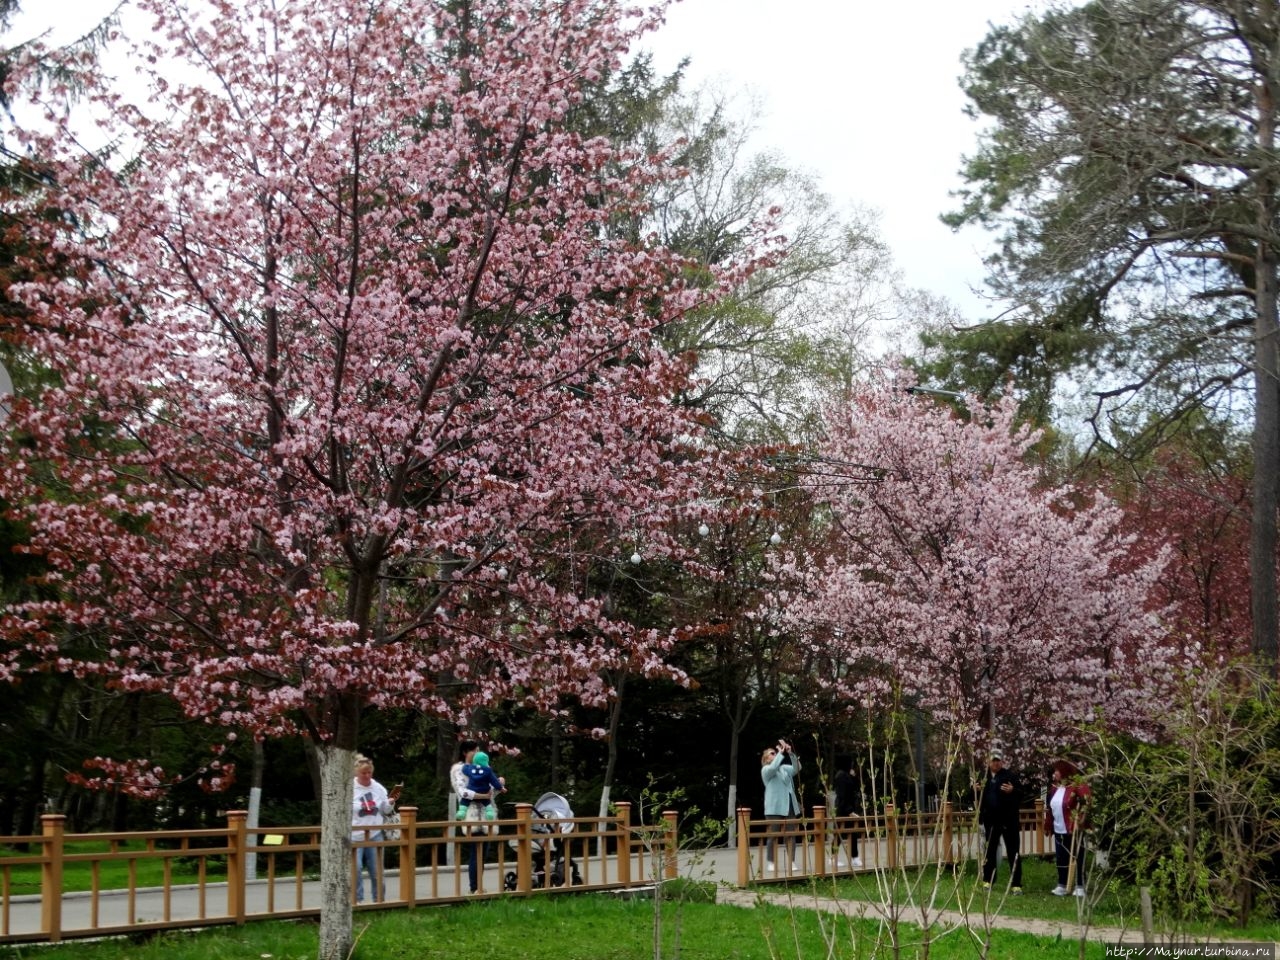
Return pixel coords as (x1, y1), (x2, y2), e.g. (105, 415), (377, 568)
(352, 756), (399, 902)
(1043, 759), (1090, 897)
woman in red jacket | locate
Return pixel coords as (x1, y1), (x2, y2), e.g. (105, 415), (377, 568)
(1044, 759), (1090, 896)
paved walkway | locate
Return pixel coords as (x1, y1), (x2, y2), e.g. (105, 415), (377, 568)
(689, 849), (1278, 951)
(685, 848), (1121, 939)
(8, 840), (1278, 952)
(717, 885), (1144, 946)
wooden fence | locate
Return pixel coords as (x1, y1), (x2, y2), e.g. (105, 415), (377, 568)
(0, 801), (675, 944)
(1, 799), (1046, 944)
(735, 801), (1049, 886)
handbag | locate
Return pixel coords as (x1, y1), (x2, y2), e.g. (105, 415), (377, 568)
(382, 810), (402, 842)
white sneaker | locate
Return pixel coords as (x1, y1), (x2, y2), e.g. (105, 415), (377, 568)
(1051, 885), (1067, 896)
(765, 861), (775, 871)
(851, 857), (863, 868)
(833, 857), (846, 867)
(1073, 886), (1086, 897)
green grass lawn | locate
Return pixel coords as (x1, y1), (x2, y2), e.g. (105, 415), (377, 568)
(0, 849), (1273, 959)
(0, 893), (1117, 960)
(0, 841), (221, 895)
(805, 854), (1280, 943)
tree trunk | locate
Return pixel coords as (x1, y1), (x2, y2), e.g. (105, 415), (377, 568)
(246, 738), (265, 881)
(1253, 257), (1280, 673)
(724, 683), (753, 847)
(725, 712), (742, 847)
(314, 693), (360, 960)
(304, 736), (323, 808)
(435, 716), (455, 803)
(596, 673), (626, 824)
(1251, 69), (1280, 675)
(549, 718), (561, 792)
(18, 683), (67, 841)
(595, 677), (626, 859)
(111, 694), (142, 831)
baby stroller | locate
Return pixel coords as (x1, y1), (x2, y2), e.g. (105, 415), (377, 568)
(503, 791), (582, 890)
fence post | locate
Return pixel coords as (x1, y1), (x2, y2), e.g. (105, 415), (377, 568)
(662, 810), (678, 881)
(614, 802), (631, 887)
(398, 806), (418, 906)
(39, 814), (65, 943)
(942, 801), (954, 865)
(226, 810), (247, 924)
(813, 805), (828, 877)
(1033, 798), (1045, 856)
(515, 803), (533, 894)
(886, 803), (898, 870)
(736, 807), (751, 888)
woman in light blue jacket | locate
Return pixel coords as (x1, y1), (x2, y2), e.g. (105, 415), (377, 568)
(761, 739), (801, 869)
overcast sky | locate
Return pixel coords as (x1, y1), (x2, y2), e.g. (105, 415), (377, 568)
(642, 0), (1046, 319)
(16, 0), (1043, 318)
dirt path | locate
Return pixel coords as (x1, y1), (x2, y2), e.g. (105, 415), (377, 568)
(715, 886), (1277, 952)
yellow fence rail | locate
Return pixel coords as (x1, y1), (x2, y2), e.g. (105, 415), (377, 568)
(1, 799), (1043, 944)
(0, 801), (677, 945)
(735, 801), (1048, 886)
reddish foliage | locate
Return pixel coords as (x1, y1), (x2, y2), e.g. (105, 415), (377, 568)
(1115, 447), (1252, 663)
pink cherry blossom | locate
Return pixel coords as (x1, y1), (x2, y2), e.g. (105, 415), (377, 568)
(774, 368), (1173, 763)
(0, 1), (777, 954)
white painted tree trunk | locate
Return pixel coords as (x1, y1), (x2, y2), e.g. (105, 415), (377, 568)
(316, 743), (355, 960)
(246, 785), (262, 881)
(596, 783), (613, 855)
(725, 782), (738, 847)
(596, 783), (612, 822)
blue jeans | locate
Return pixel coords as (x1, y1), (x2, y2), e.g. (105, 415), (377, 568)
(354, 842), (382, 902)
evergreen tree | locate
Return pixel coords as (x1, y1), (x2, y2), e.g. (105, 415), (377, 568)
(941, 0), (1280, 667)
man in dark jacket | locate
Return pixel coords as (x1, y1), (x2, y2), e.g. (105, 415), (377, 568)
(832, 757), (862, 868)
(978, 749), (1023, 893)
